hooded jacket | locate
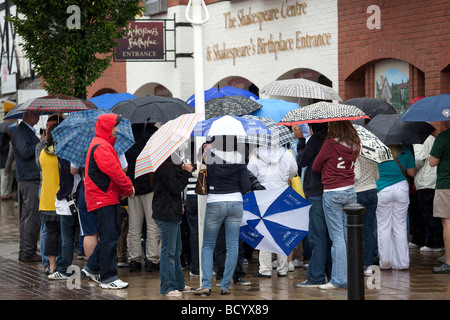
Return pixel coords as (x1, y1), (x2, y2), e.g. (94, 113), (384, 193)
(312, 138), (359, 190)
(247, 146), (297, 189)
(84, 114), (133, 212)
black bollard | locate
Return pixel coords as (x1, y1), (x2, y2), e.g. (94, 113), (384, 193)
(344, 202), (366, 300)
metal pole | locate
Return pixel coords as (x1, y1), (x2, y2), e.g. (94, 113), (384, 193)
(344, 202), (366, 300)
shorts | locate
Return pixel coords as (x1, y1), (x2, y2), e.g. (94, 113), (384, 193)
(77, 186), (98, 236)
(433, 189), (450, 219)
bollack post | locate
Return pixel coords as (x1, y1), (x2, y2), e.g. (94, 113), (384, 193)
(344, 202), (366, 300)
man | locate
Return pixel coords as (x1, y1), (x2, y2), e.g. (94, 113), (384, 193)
(429, 120), (450, 273)
(12, 111), (41, 262)
(81, 113), (135, 289)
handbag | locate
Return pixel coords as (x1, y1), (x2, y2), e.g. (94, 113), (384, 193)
(195, 153), (208, 195)
(291, 173), (305, 198)
(67, 196), (79, 217)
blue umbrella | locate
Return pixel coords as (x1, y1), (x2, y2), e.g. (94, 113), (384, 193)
(52, 108), (135, 167)
(191, 115), (270, 137)
(401, 94), (450, 122)
(186, 86), (259, 107)
(251, 99), (299, 123)
(240, 186), (311, 256)
(88, 93), (136, 110)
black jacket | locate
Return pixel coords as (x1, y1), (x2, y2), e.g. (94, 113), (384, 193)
(152, 157), (191, 222)
(11, 122), (40, 182)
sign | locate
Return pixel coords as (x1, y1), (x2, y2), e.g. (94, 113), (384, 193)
(115, 21), (165, 61)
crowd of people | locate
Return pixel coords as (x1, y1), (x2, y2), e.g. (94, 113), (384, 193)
(4, 106), (450, 297)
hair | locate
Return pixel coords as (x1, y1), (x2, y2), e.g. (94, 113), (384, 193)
(388, 145), (402, 159)
(46, 123), (58, 147)
(47, 114), (64, 125)
(326, 120), (360, 150)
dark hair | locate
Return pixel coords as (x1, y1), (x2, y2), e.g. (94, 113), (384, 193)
(46, 123), (58, 147)
(47, 114), (64, 125)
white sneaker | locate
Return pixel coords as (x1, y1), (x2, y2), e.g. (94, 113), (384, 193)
(100, 279), (129, 289)
(420, 246), (445, 252)
(288, 262), (295, 272)
(272, 260), (278, 269)
(48, 271), (69, 280)
(81, 267), (101, 283)
(319, 282), (339, 290)
(293, 259), (304, 268)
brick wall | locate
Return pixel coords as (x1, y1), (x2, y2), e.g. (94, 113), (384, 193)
(338, 0), (450, 102)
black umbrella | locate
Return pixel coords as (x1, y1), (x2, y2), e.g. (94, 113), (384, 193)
(110, 95), (194, 124)
(364, 114), (435, 146)
(0, 121), (15, 133)
(344, 97), (396, 121)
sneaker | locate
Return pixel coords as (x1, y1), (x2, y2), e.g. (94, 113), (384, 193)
(234, 277), (251, 286)
(319, 282), (339, 290)
(216, 279), (221, 287)
(277, 272), (287, 277)
(288, 262), (295, 272)
(189, 271), (199, 277)
(252, 272), (271, 278)
(129, 260), (142, 272)
(220, 288), (231, 295)
(100, 279), (129, 289)
(409, 242), (420, 249)
(117, 261), (129, 268)
(77, 252), (86, 260)
(432, 263), (450, 274)
(420, 246), (445, 252)
(48, 271), (69, 280)
(272, 260), (278, 269)
(81, 267), (101, 283)
(145, 260), (159, 272)
(296, 280), (325, 288)
(437, 255), (446, 263)
(293, 259), (304, 268)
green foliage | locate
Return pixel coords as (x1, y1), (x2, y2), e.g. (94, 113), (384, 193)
(8, 0), (143, 99)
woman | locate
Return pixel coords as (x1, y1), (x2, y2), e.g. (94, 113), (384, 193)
(152, 153), (194, 297)
(38, 123), (61, 274)
(312, 120), (360, 290)
(194, 135), (251, 296)
(376, 145), (416, 270)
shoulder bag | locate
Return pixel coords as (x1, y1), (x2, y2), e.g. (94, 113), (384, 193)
(195, 152), (208, 195)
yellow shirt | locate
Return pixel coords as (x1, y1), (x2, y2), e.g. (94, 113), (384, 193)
(38, 146), (59, 212)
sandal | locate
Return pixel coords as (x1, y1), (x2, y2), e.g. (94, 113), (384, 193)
(165, 290), (182, 297)
(193, 287), (211, 296)
(220, 288), (231, 295)
(182, 286), (196, 292)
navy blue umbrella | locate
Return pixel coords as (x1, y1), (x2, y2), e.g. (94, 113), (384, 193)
(401, 94), (450, 122)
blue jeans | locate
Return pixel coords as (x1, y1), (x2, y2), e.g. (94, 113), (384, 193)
(58, 214), (76, 275)
(357, 189), (378, 267)
(155, 219), (185, 295)
(306, 198), (332, 284)
(322, 188), (357, 288)
(85, 205), (121, 284)
(201, 201), (243, 290)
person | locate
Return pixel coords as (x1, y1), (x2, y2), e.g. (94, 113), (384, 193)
(247, 145), (297, 278)
(429, 120), (450, 273)
(152, 151), (194, 296)
(414, 122), (445, 252)
(296, 122), (332, 288)
(376, 144), (416, 271)
(194, 135), (251, 296)
(81, 113), (135, 289)
(12, 111), (41, 263)
(0, 129), (13, 200)
(312, 120), (360, 290)
(125, 123), (161, 272)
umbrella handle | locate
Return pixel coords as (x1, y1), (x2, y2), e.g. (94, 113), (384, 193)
(185, 0), (210, 25)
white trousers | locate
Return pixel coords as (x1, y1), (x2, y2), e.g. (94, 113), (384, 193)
(376, 180), (410, 270)
(127, 192), (161, 263)
(259, 251), (288, 275)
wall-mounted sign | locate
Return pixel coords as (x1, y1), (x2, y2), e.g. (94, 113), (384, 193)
(115, 21), (165, 61)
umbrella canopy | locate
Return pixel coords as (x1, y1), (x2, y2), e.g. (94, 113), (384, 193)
(192, 115), (270, 137)
(353, 124), (393, 163)
(186, 86), (259, 107)
(52, 108), (135, 167)
(237, 115), (295, 148)
(343, 97), (396, 119)
(111, 95), (193, 124)
(278, 101), (370, 126)
(401, 94), (450, 122)
(204, 95), (262, 119)
(365, 114), (435, 146)
(88, 93), (136, 110)
(17, 94), (97, 113)
(260, 78), (342, 101)
(134, 113), (204, 177)
(241, 186), (310, 256)
(4, 100), (53, 120)
(0, 121), (16, 133)
(250, 98), (299, 123)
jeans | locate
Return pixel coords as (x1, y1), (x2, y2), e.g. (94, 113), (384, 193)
(306, 198), (332, 284)
(85, 205), (121, 284)
(201, 201), (243, 290)
(357, 189), (378, 267)
(155, 219), (185, 295)
(185, 195), (199, 275)
(59, 214), (77, 275)
(322, 187), (357, 288)
(215, 224), (246, 281)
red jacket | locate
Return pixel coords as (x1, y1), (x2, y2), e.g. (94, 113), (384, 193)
(84, 114), (133, 212)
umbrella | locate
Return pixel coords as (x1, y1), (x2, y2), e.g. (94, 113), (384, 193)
(88, 93), (136, 110)
(191, 115), (270, 137)
(250, 98), (299, 123)
(52, 108), (135, 167)
(364, 114), (435, 146)
(110, 95), (193, 124)
(353, 124), (393, 163)
(0, 121), (16, 133)
(134, 113), (204, 178)
(186, 86), (259, 107)
(260, 78), (342, 101)
(17, 94), (97, 113)
(4, 100), (53, 120)
(237, 115), (295, 148)
(278, 101), (370, 126)
(204, 95), (262, 119)
(343, 97), (397, 119)
(401, 94), (450, 122)
(240, 186), (310, 256)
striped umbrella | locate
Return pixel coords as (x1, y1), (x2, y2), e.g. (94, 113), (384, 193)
(134, 113), (204, 177)
(260, 78), (342, 101)
(17, 94), (97, 113)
